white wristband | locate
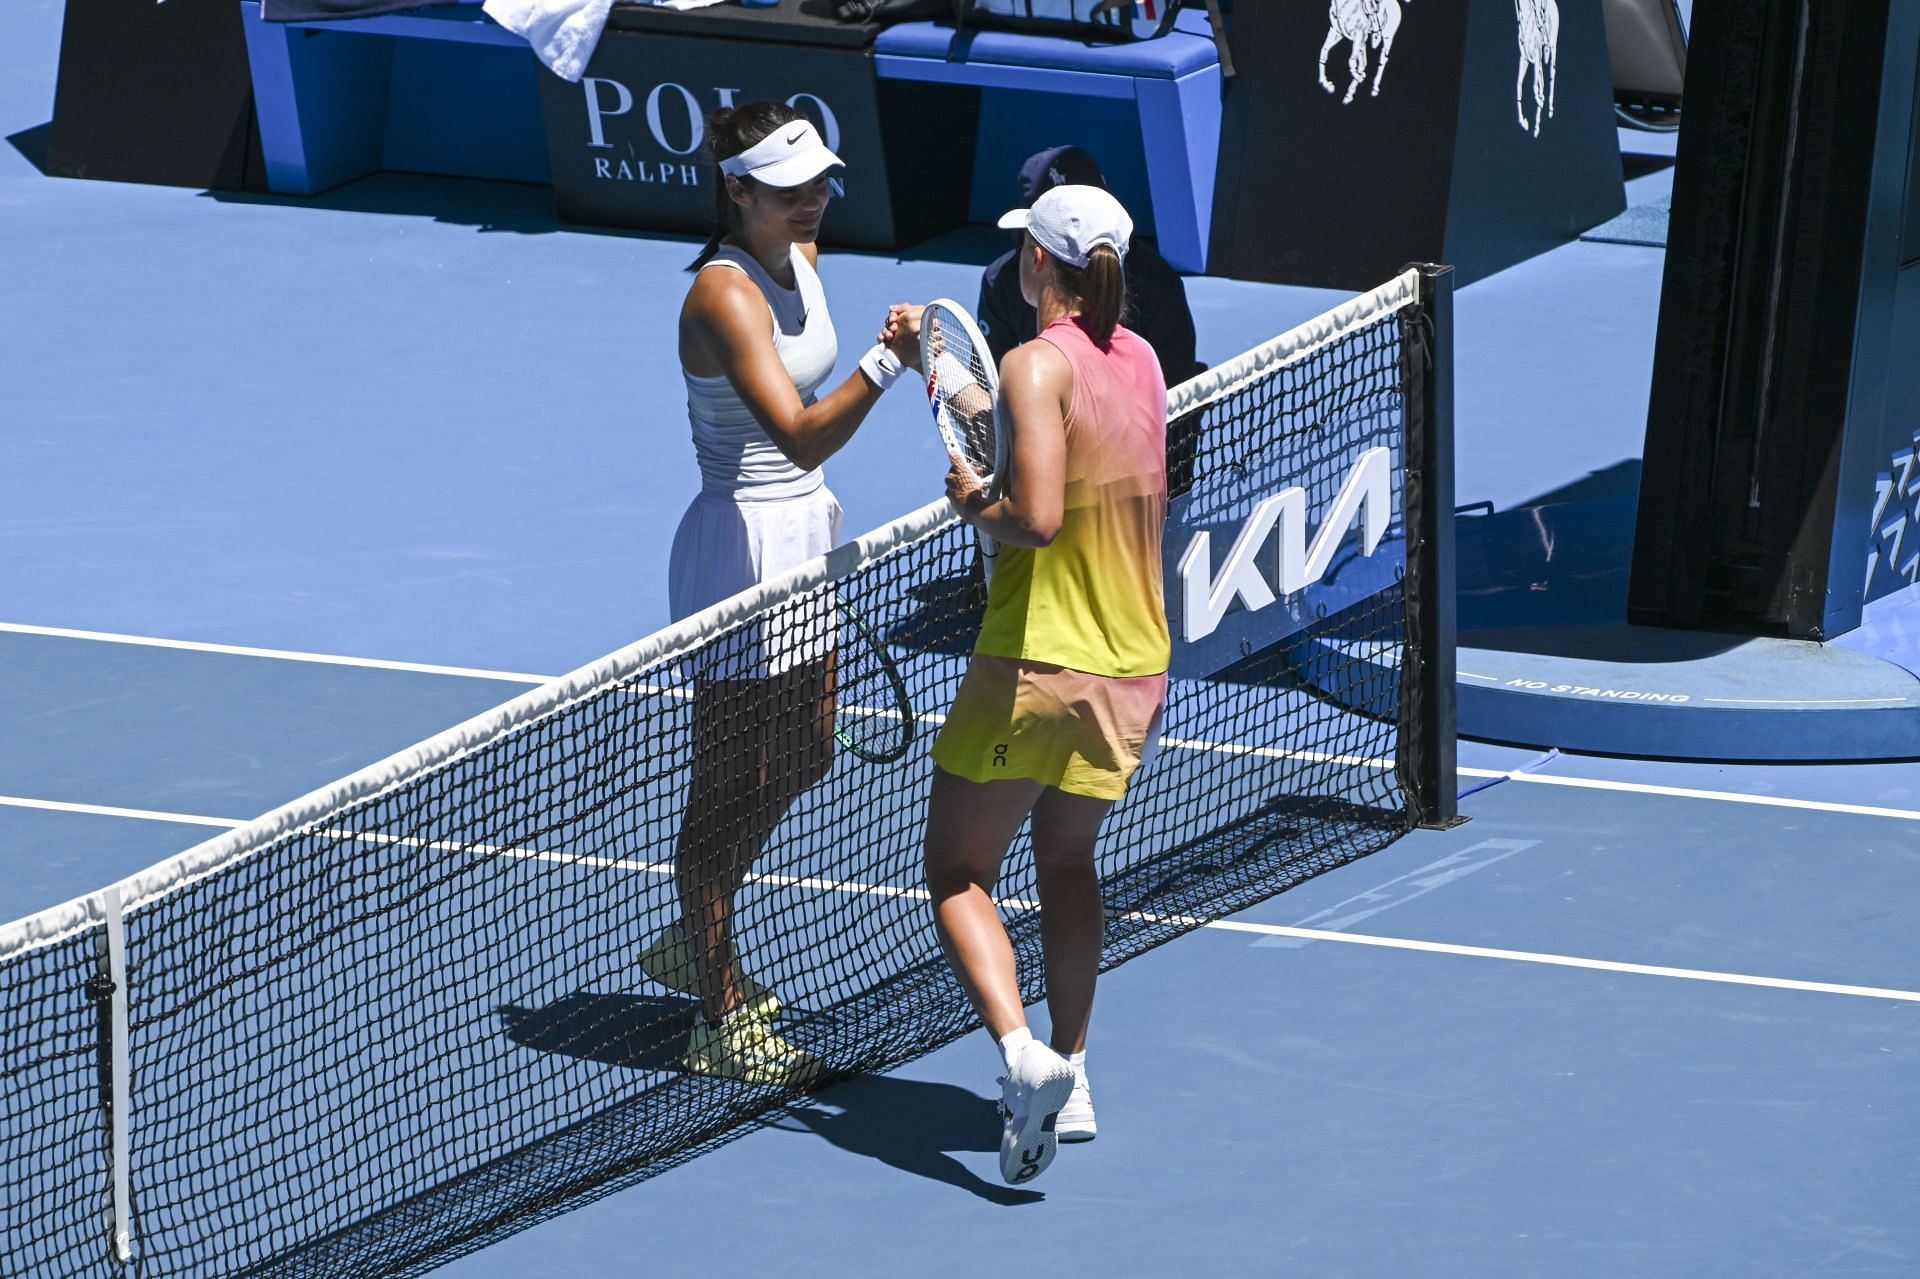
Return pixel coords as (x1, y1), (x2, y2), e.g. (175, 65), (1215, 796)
(859, 343), (903, 391)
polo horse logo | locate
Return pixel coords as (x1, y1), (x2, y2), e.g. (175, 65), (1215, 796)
(1515, 0), (1559, 135)
(1317, 0), (1407, 105)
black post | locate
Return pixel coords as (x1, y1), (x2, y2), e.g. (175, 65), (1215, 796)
(1400, 263), (1464, 830)
(1628, 0), (1918, 639)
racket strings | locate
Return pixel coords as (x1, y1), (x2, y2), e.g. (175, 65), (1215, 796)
(925, 314), (999, 481)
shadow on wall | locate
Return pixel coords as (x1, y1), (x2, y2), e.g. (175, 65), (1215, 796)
(1457, 460), (1641, 634)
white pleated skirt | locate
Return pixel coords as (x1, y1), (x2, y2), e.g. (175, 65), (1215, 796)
(668, 486), (844, 680)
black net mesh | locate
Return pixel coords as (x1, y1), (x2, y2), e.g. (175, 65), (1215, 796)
(0, 930), (110, 1264)
(2, 291), (1422, 1278)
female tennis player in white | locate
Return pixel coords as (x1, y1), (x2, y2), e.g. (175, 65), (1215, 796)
(911, 185), (1170, 1184)
(644, 100), (915, 1088)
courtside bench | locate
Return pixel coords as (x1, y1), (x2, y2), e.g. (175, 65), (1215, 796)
(234, 0), (1222, 266)
(872, 8), (1223, 273)
(238, 1), (548, 195)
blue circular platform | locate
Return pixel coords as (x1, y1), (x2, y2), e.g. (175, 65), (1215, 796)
(1454, 622), (1920, 762)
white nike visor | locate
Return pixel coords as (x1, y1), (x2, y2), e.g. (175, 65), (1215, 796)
(719, 120), (844, 188)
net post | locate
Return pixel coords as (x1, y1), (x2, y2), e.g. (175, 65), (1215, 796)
(1399, 263), (1466, 830)
(92, 887), (134, 1264)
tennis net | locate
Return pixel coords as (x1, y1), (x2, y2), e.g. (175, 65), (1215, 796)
(1, 266), (1456, 1278)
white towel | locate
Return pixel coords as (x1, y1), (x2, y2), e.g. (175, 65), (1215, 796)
(484, 0), (728, 83)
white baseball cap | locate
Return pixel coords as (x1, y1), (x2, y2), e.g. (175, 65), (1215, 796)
(996, 184), (1132, 268)
(719, 119), (844, 188)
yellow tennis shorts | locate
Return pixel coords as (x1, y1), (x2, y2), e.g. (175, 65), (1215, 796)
(931, 655), (1167, 801)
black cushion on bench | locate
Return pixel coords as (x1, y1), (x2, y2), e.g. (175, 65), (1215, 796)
(605, 0), (880, 49)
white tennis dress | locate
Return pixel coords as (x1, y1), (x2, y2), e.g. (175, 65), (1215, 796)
(670, 245), (842, 676)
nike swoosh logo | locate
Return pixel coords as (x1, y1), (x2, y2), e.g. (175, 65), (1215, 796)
(785, 127), (807, 144)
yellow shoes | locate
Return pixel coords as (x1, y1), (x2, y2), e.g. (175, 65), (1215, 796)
(640, 927), (815, 1086)
(683, 1010), (823, 1089)
(638, 927), (782, 1022)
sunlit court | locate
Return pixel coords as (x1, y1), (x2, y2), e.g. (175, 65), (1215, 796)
(3, 0), (1917, 1274)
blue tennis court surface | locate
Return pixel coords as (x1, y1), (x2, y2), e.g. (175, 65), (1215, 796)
(2, 631), (1913, 1275)
(6, 0), (1918, 1268)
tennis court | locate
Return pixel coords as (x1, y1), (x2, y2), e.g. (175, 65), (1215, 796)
(4, 621), (1915, 1273)
(5, 0), (1919, 1268)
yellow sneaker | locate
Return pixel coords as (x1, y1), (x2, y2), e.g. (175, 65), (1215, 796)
(683, 1011), (823, 1089)
(638, 927), (782, 1021)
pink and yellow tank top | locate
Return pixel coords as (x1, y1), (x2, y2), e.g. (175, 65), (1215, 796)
(974, 317), (1171, 678)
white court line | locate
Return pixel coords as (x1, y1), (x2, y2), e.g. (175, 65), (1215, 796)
(18, 622), (1909, 816)
(0, 622), (550, 685)
(1456, 767), (1920, 821)
(1201, 919), (1920, 1004)
(1458, 671), (1501, 681)
(7, 795), (1916, 1004)
(0, 622), (1397, 768)
(318, 834), (1920, 1006)
(0, 795), (243, 828)
(7, 761), (1918, 837)
(1704, 696), (1913, 705)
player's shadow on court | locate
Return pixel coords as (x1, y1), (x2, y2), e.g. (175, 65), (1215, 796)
(501, 992), (697, 1070)
(772, 1074), (1043, 1206)
(501, 992), (1042, 1205)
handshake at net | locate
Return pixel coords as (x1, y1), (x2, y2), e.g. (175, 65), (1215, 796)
(872, 302), (992, 425)
(876, 302), (926, 370)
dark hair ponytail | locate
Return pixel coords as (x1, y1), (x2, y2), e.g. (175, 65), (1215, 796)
(1052, 244), (1128, 347)
(687, 99), (807, 272)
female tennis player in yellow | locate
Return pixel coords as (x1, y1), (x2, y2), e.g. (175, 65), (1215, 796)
(918, 184), (1170, 1185)
(646, 100), (914, 1087)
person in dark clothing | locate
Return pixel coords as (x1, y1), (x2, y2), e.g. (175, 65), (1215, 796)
(977, 145), (1203, 386)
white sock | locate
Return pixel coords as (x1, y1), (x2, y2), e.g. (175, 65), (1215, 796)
(996, 1026), (1034, 1074)
(1068, 1050), (1087, 1082)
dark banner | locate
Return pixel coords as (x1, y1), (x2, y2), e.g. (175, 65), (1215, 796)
(1209, 0), (1621, 287)
(537, 32), (970, 251)
(48, 0), (264, 191)
(1631, 0), (1920, 636)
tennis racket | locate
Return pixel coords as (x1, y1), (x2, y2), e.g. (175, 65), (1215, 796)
(831, 593), (916, 765)
(918, 298), (1006, 578)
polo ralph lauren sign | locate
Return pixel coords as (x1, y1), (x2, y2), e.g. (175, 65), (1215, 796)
(537, 28), (974, 251)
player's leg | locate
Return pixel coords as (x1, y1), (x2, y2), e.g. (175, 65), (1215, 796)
(1030, 786), (1113, 1057)
(762, 649), (837, 822)
(657, 679), (821, 1087)
(1031, 785), (1113, 1144)
(656, 679), (779, 1008)
(923, 765), (1043, 1038)
(925, 766), (1075, 1184)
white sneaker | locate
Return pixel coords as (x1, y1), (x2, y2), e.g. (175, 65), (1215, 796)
(1056, 1069), (1096, 1144)
(996, 1041), (1075, 1185)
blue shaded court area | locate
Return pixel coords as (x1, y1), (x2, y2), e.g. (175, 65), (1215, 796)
(5, 0), (1919, 1270)
(3, 630), (1916, 1275)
